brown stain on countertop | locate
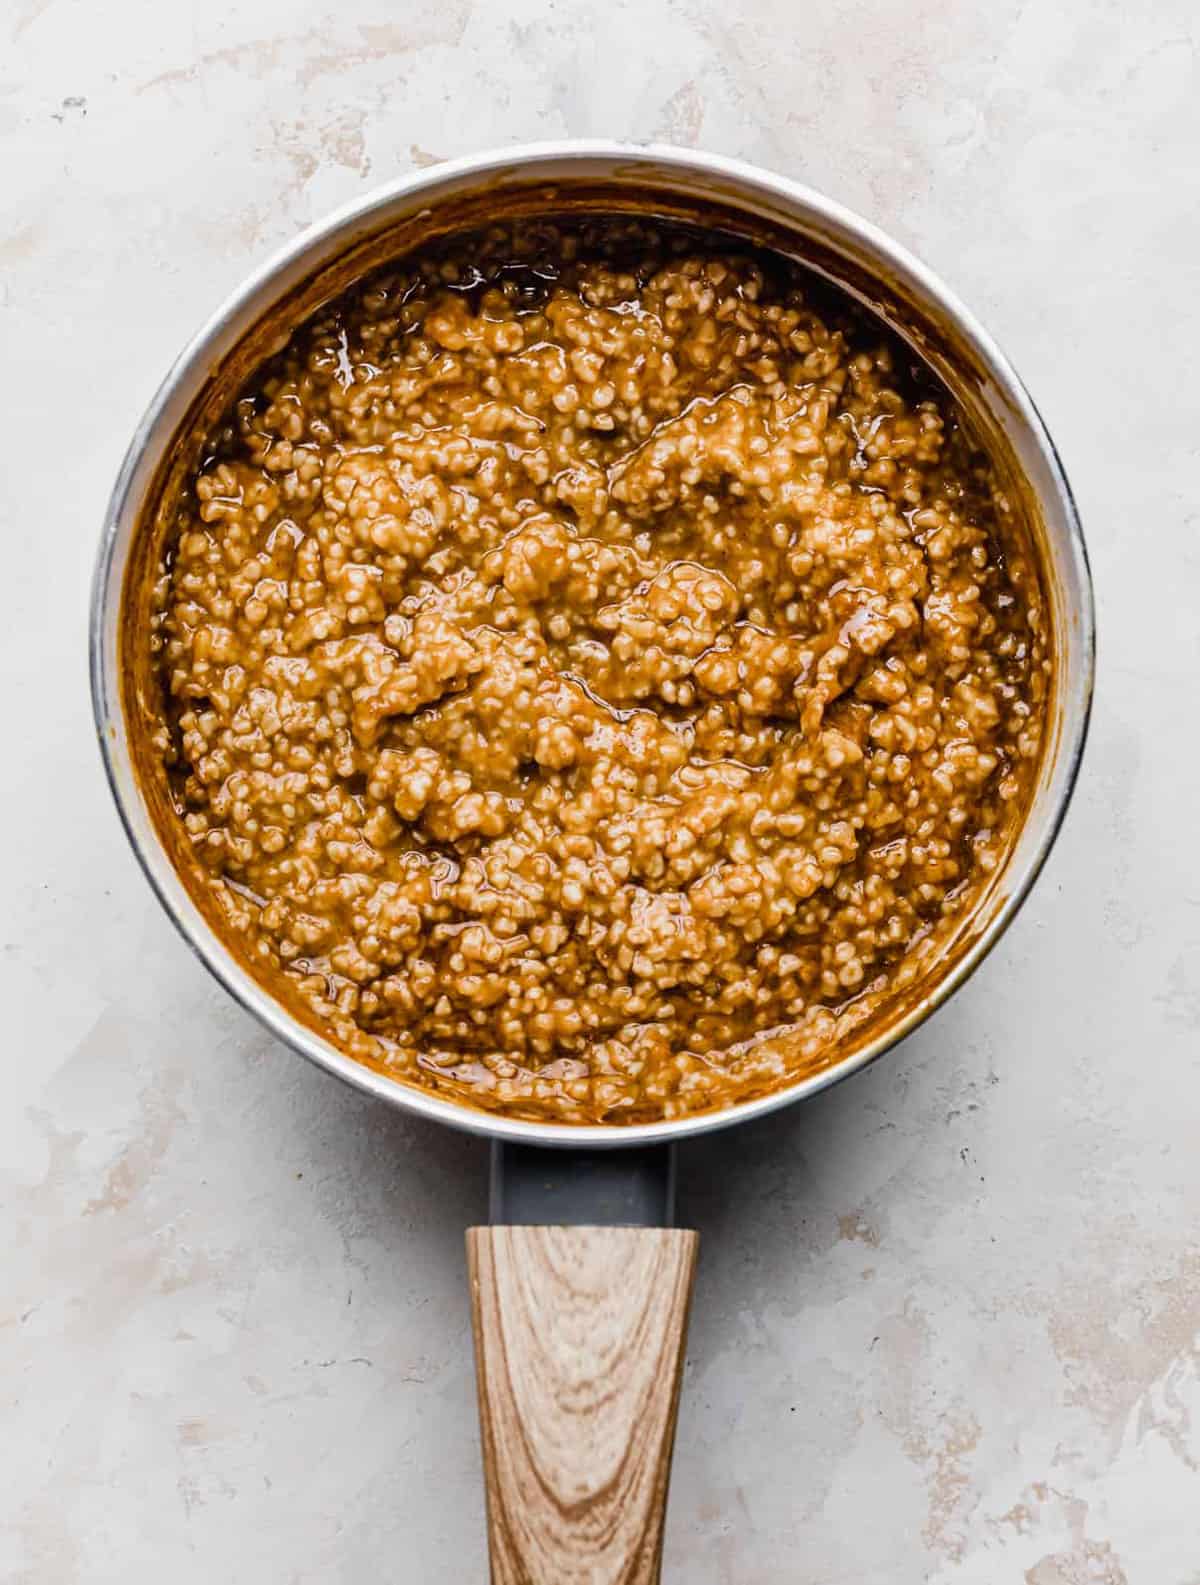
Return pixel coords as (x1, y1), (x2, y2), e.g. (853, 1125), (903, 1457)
(1009, 1488), (1131, 1584)
(918, 1411), (981, 1562)
(873, 1299), (984, 1562)
(0, 224), (44, 266)
(11, 0), (54, 39)
(654, 80), (705, 146)
(1026, 1543), (1129, 1585)
(137, 14), (470, 96)
(83, 1066), (184, 1217)
(837, 1212), (881, 1248)
(1045, 1243), (1200, 1461)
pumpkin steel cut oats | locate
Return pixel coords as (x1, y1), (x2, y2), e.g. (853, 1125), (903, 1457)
(150, 218), (1047, 1121)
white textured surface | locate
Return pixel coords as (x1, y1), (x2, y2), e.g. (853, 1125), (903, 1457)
(3, 2), (1198, 1579)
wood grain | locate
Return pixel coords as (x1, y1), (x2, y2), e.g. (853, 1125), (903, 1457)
(467, 1225), (699, 1585)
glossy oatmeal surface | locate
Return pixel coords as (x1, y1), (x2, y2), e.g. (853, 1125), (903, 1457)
(151, 217), (1047, 1122)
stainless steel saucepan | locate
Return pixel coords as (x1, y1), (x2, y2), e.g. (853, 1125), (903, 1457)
(91, 142), (1094, 1582)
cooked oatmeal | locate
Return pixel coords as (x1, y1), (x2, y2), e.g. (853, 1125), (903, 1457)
(150, 217), (1047, 1122)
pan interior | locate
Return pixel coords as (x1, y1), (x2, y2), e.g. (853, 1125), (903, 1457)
(99, 154), (1089, 1144)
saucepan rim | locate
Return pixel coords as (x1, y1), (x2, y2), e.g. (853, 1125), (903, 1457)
(90, 139), (1095, 1148)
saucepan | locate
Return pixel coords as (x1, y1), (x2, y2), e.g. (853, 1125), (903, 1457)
(90, 142), (1094, 1580)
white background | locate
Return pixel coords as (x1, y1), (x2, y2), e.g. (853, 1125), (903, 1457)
(3, 1), (1198, 1579)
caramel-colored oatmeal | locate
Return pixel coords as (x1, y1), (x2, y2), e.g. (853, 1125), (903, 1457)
(151, 218), (1047, 1122)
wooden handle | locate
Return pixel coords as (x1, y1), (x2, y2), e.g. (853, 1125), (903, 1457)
(467, 1225), (699, 1585)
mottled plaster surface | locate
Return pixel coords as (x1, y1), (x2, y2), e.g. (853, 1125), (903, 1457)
(2, 1), (1198, 1579)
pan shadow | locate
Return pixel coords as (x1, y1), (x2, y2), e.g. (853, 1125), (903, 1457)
(270, 1009), (959, 1399)
(266, 1048), (490, 1291)
(268, 991), (964, 1338)
(674, 993), (980, 1368)
(231, 992), (972, 1570)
